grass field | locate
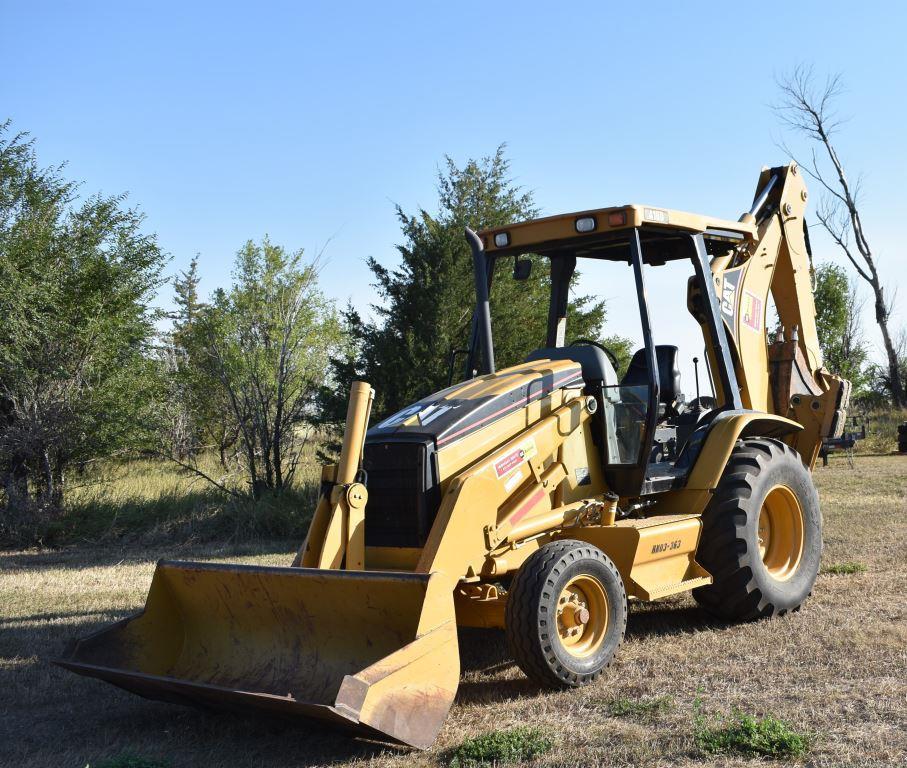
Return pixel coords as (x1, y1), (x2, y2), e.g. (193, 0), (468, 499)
(1, 454), (905, 767)
(27, 454), (322, 548)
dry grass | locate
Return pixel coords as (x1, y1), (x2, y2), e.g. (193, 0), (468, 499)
(1, 455), (905, 767)
(852, 407), (906, 455)
(17, 453), (321, 548)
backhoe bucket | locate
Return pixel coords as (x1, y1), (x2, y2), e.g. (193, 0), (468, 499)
(55, 561), (459, 748)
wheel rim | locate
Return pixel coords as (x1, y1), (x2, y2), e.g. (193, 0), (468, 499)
(758, 485), (805, 581)
(556, 574), (608, 657)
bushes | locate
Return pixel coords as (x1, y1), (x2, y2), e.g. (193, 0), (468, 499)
(854, 407), (906, 454)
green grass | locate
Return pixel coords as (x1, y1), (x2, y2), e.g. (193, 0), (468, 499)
(822, 561), (867, 575)
(89, 755), (172, 768)
(607, 695), (673, 719)
(695, 712), (810, 759)
(450, 727), (554, 766)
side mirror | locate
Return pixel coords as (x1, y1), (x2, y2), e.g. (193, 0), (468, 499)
(513, 257), (532, 281)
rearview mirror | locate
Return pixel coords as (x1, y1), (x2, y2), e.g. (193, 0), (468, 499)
(513, 258), (532, 281)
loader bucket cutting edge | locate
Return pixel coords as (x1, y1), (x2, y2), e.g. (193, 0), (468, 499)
(54, 561), (460, 749)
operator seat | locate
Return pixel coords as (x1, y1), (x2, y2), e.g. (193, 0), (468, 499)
(620, 345), (683, 417)
(524, 345), (618, 386)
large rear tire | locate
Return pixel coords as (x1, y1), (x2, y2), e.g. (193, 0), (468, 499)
(693, 438), (822, 621)
(505, 539), (627, 689)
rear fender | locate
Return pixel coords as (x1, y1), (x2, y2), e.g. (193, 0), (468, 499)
(685, 411), (803, 491)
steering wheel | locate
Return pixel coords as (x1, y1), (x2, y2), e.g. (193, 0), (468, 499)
(569, 338), (621, 371)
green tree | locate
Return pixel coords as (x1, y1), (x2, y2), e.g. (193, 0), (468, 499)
(813, 262), (868, 391)
(159, 255), (205, 460)
(0, 121), (166, 531)
(331, 147), (624, 422)
(188, 239), (343, 496)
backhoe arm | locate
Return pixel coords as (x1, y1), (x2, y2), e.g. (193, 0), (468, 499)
(709, 163), (851, 466)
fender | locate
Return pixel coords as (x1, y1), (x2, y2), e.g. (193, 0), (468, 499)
(684, 410), (803, 491)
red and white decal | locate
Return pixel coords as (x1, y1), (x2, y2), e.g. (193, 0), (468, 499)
(495, 449), (525, 478)
(493, 438), (537, 479)
(742, 290), (763, 332)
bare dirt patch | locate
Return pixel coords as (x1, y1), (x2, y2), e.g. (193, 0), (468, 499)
(1, 455), (905, 767)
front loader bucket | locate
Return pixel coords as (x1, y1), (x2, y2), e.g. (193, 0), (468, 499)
(54, 561), (459, 749)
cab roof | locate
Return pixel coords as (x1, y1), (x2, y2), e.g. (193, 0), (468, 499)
(478, 204), (755, 263)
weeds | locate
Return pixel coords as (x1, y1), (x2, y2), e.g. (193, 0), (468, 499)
(450, 727), (553, 766)
(88, 755), (171, 768)
(608, 695), (673, 719)
(822, 561), (867, 575)
(694, 712), (810, 759)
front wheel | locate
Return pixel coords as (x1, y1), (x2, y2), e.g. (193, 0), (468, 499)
(693, 438), (822, 620)
(505, 540), (627, 688)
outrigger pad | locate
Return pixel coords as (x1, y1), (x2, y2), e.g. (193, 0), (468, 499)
(55, 561), (460, 749)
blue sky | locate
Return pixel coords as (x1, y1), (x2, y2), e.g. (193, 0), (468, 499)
(2, 1), (905, 387)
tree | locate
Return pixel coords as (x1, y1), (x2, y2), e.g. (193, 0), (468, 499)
(0, 121), (166, 530)
(775, 66), (904, 407)
(813, 262), (868, 391)
(159, 255), (205, 460)
(187, 239), (343, 497)
(867, 329), (907, 408)
(331, 147), (622, 422)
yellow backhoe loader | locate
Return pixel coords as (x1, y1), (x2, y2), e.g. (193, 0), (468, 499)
(57, 163), (850, 748)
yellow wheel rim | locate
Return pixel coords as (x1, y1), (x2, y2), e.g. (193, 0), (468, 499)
(758, 485), (805, 581)
(556, 574), (608, 657)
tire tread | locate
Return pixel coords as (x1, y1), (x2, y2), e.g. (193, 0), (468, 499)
(693, 438), (821, 621)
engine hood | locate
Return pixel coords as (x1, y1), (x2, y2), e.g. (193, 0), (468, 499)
(367, 359), (583, 449)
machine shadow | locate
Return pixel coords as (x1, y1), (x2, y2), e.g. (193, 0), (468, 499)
(624, 599), (732, 640)
(0, 610), (403, 768)
(454, 600), (729, 706)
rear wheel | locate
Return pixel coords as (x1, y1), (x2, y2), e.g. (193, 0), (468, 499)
(693, 438), (822, 620)
(505, 540), (626, 688)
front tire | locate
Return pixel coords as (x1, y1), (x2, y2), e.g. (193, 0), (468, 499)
(693, 438), (822, 620)
(505, 540), (627, 688)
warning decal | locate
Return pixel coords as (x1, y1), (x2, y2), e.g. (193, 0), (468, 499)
(742, 290), (763, 332)
(494, 439), (537, 478)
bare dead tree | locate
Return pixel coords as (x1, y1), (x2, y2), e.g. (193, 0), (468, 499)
(775, 65), (904, 407)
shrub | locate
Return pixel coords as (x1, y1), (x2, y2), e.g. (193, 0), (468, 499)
(854, 408), (905, 455)
(450, 727), (553, 766)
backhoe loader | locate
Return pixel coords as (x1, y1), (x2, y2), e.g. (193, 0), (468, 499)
(57, 163), (850, 749)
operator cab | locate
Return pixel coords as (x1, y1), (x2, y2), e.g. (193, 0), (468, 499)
(468, 207), (748, 498)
